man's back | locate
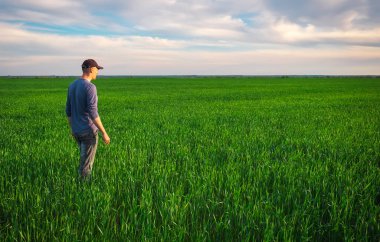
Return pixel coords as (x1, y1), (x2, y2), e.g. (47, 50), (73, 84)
(66, 78), (99, 135)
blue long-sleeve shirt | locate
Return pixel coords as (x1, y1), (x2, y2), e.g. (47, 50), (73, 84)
(66, 78), (99, 135)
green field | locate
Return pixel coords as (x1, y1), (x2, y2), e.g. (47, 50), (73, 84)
(0, 76), (379, 241)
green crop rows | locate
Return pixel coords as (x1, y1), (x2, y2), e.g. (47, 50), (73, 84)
(0, 76), (379, 241)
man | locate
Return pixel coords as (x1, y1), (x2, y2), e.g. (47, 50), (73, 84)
(66, 59), (110, 180)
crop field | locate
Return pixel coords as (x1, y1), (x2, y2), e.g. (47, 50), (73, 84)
(0, 76), (379, 241)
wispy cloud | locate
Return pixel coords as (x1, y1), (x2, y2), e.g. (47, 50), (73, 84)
(0, 0), (379, 75)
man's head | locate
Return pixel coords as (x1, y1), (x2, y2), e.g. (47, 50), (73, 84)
(81, 59), (103, 80)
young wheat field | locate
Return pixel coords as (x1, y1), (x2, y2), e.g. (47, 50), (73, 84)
(0, 76), (379, 241)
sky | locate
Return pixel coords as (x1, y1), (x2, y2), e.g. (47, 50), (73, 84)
(0, 0), (380, 75)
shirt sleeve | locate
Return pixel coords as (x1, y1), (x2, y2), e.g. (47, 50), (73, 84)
(65, 88), (71, 117)
(87, 84), (99, 120)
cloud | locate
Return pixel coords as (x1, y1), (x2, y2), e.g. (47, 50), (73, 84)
(0, 0), (379, 75)
(0, 0), (85, 25)
(263, 0), (380, 34)
(268, 18), (380, 45)
(1, 22), (379, 76)
(1, 0), (379, 43)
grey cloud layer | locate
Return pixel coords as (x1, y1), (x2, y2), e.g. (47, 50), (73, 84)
(266, 0), (379, 28)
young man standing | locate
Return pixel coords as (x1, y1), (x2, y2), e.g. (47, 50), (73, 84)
(66, 59), (110, 180)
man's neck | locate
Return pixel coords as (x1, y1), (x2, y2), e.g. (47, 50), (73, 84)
(81, 74), (92, 82)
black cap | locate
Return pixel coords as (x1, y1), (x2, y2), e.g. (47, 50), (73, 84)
(82, 59), (103, 70)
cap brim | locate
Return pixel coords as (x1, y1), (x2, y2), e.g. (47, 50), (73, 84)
(97, 66), (104, 70)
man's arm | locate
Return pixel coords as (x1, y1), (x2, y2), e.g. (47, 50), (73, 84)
(87, 84), (110, 144)
(93, 116), (110, 144)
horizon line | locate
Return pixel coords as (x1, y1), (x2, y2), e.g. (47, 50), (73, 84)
(2, 74), (380, 78)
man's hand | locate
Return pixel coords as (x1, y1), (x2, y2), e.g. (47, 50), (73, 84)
(102, 132), (110, 145)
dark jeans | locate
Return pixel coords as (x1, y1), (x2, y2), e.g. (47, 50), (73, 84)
(74, 130), (98, 178)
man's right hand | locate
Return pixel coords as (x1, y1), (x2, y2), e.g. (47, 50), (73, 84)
(102, 132), (110, 145)
(92, 116), (110, 145)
